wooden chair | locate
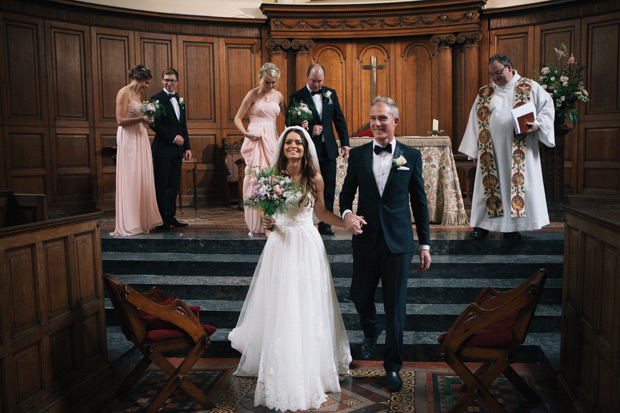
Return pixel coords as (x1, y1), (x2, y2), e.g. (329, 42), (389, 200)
(438, 269), (547, 413)
(104, 275), (216, 412)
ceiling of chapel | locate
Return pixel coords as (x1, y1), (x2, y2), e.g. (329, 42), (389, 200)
(70, 0), (554, 19)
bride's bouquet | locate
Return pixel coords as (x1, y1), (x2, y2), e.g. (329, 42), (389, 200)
(140, 99), (166, 118)
(243, 167), (303, 227)
(286, 99), (314, 126)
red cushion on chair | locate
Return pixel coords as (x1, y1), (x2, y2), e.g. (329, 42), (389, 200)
(147, 324), (217, 342)
(438, 311), (519, 349)
(138, 296), (203, 330)
(356, 127), (374, 137)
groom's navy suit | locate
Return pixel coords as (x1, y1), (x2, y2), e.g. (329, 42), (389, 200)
(340, 140), (430, 373)
(150, 89), (189, 222)
(287, 86), (349, 220)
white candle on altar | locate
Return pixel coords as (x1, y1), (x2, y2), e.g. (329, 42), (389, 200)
(432, 119), (439, 131)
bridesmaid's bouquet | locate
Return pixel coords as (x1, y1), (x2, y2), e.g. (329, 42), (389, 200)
(140, 99), (166, 118)
(286, 99), (314, 126)
(243, 167), (303, 227)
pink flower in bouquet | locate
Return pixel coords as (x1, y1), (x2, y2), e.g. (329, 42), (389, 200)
(274, 185), (284, 196)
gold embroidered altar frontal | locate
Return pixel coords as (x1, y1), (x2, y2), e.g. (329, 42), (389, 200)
(334, 137), (468, 226)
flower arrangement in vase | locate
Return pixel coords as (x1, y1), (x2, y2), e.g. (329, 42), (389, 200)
(534, 43), (591, 126)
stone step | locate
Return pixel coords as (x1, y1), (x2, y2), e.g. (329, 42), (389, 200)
(102, 251), (563, 279)
(104, 299), (561, 334)
(106, 326), (560, 365)
(101, 231), (564, 256)
(109, 274), (563, 305)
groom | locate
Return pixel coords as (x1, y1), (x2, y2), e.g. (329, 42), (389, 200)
(150, 67), (191, 230)
(287, 63), (349, 235)
(340, 96), (431, 392)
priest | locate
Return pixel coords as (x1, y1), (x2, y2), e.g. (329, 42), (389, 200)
(459, 54), (555, 240)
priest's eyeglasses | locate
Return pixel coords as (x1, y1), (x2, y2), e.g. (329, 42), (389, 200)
(489, 65), (506, 77)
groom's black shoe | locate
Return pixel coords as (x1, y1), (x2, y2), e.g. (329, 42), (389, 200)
(386, 371), (403, 392)
(167, 217), (188, 227)
(360, 326), (383, 360)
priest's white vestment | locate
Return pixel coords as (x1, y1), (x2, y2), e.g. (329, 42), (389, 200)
(459, 71), (555, 232)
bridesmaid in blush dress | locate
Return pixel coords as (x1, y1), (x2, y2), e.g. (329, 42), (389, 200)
(234, 63), (287, 236)
(111, 65), (163, 236)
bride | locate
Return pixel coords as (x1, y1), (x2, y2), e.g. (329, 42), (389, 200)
(229, 126), (365, 411)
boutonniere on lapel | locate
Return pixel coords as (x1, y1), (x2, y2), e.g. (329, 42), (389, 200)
(179, 97), (185, 108)
(323, 90), (332, 104)
(393, 155), (409, 170)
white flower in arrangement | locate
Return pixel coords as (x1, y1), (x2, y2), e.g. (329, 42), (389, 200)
(392, 155), (407, 168)
(323, 90), (332, 103)
(179, 97), (185, 107)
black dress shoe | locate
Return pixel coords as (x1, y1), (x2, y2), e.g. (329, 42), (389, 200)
(386, 371), (403, 392)
(360, 326), (383, 360)
(503, 231), (522, 240)
(469, 227), (489, 240)
(318, 227), (335, 235)
(167, 217), (188, 227)
(155, 223), (170, 231)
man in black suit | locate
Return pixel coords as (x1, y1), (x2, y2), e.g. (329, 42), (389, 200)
(287, 63), (349, 235)
(150, 68), (191, 230)
(340, 96), (431, 392)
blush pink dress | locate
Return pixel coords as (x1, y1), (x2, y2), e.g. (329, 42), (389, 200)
(241, 94), (280, 235)
(111, 101), (163, 236)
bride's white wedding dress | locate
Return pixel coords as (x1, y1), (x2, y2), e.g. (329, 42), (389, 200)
(228, 194), (352, 412)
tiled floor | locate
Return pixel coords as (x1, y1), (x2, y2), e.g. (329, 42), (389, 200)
(100, 205), (565, 233)
(99, 358), (565, 412)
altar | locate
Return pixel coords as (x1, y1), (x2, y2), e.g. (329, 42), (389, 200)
(333, 136), (468, 226)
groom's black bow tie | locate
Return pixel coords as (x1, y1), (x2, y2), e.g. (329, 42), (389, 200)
(374, 144), (392, 155)
(168, 93), (179, 99)
(311, 90), (322, 95)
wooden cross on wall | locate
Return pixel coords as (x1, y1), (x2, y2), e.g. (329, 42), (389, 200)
(362, 56), (385, 104)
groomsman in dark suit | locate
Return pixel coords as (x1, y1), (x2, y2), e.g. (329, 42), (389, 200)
(340, 96), (431, 392)
(150, 68), (191, 230)
(287, 63), (349, 235)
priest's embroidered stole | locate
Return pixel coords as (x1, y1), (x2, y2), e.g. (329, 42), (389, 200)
(475, 78), (533, 218)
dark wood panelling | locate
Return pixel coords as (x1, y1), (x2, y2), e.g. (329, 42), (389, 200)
(0, 213), (108, 412)
(536, 21), (580, 193)
(179, 36), (217, 126)
(581, 126), (619, 194)
(222, 39), (260, 126)
(136, 32), (175, 98)
(585, 16), (620, 116)
(489, 27), (535, 74)
(50, 328), (73, 379)
(46, 21), (89, 126)
(43, 239), (70, 318)
(75, 232), (97, 304)
(6, 127), (50, 196)
(560, 206), (620, 413)
(14, 343), (44, 402)
(6, 246), (39, 335)
(91, 27), (134, 127)
(190, 131), (220, 200)
(2, 15), (47, 126)
(401, 42), (433, 136)
(54, 131), (93, 202)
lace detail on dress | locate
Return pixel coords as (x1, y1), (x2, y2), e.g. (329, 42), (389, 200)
(273, 194), (315, 233)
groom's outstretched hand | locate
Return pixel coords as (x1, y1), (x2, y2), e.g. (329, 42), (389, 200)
(344, 213), (366, 235)
(419, 250), (431, 272)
